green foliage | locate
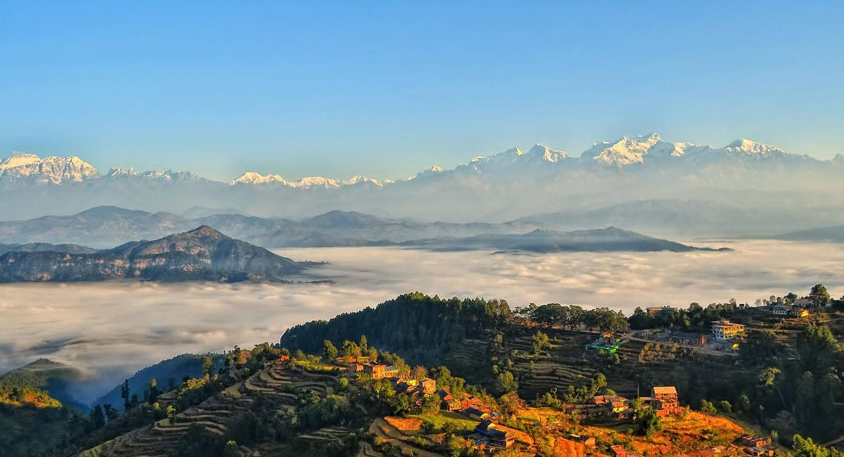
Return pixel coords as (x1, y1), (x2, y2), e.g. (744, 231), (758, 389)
(629, 301), (742, 331)
(421, 393), (440, 414)
(531, 331), (551, 356)
(495, 370), (519, 395)
(222, 440), (239, 457)
(530, 303), (628, 332)
(323, 340), (339, 360)
(699, 399), (717, 414)
(633, 407), (662, 439)
(280, 293), (513, 367)
(790, 433), (844, 457)
(168, 423), (225, 457)
(0, 384), (62, 408)
(741, 329), (785, 363)
(89, 404), (106, 429)
(0, 402), (87, 457)
(809, 284), (831, 307)
(561, 372), (607, 404)
(296, 394), (355, 429)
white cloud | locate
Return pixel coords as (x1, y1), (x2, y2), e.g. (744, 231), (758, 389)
(1, 240), (844, 402)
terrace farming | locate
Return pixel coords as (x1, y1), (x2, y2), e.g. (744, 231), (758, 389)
(78, 358), (358, 457)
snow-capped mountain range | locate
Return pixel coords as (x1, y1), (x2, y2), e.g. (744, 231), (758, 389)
(0, 133), (833, 187)
(2, 133), (843, 223)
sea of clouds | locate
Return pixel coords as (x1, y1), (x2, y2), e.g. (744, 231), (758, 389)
(1, 240), (843, 402)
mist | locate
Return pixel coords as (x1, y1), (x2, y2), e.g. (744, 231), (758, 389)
(2, 240), (843, 403)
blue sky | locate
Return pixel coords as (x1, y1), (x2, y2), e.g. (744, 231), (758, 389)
(1, 1), (842, 180)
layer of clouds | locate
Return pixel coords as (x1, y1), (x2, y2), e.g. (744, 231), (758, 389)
(1, 240), (843, 402)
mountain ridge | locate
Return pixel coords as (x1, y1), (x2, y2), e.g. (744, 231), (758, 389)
(2, 133), (835, 187)
(0, 226), (308, 283)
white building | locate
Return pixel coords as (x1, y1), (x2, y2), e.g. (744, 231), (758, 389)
(711, 320), (745, 340)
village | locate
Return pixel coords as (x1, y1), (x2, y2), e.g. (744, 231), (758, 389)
(277, 335), (781, 457)
(256, 289), (841, 457)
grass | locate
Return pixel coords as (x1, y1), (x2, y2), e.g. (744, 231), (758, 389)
(292, 360), (343, 373)
(408, 411), (479, 433)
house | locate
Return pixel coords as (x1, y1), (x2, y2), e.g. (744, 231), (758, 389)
(593, 395), (628, 414)
(771, 304), (790, 316)
(395, 381), (415, 394)
(669, 332), (707, 346)
(646, 306), (677, 317)
(462, 393), (485, 410)
(711, 320), (745, 340)
(347, 364), (364, 375)
(444, 398), (463, 412)
(463, 407), (486, 420)
(651, 386), (682, 416)
(610, 445), (640, 457)
(651, 386), (678, 403)
(362, 363), (399, 379)
(475, 420), (514, 449)
(794, 298), (817, 308)
(436, 389), (454, 402)
(418, 378), (437, 395)
(739, 435), (772, 449)
(277, 354), (290, 362)
(566, 434), (596, 447)
(383, 365), (400, 378)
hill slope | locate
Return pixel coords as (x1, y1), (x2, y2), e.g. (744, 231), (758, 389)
(0, 226), (307, 283)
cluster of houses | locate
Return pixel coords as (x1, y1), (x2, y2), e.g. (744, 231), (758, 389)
(469, 420), (516, 450)
(344, 359), (517, 449)
(568, 386), (683, 423)
(608, 434), (773, 457)
(347, 361), (401, 380)
(769, 304), (810, 318)
(736, 435), (775, 456)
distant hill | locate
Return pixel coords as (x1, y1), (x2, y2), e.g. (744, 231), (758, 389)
(0, 358), (88, 411)
(0, 242), (97, 256)
(774, 224), (844, 242)
(0, 206), (524, 248)
(94, 354), (222, 412)
(0, 226), (308, 283)
(400, 227), (724, 253)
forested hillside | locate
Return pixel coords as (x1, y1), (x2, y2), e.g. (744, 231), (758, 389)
(280, 292), (513, 365)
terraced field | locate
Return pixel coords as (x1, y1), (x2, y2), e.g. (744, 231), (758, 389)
(368, 417), (443, 457)
(507, 331), (607, 399)
(78, 362), (348, 457)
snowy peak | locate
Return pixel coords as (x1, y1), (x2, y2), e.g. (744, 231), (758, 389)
(342, 175), (382, 187)
(581, 133), (665, 166)
(428, 165), (444, 173)
(722, 138), (789, 156)
(0, 152), (99, 184)
(231, 172), (379, 188)
(140, 170), (200, 181)
(2, 152), (42, 168)
(286, 176), (340, 189)
(231, 172), (288, 186)
(525, 143), (569, 163)
(105, 167), (139, 178)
